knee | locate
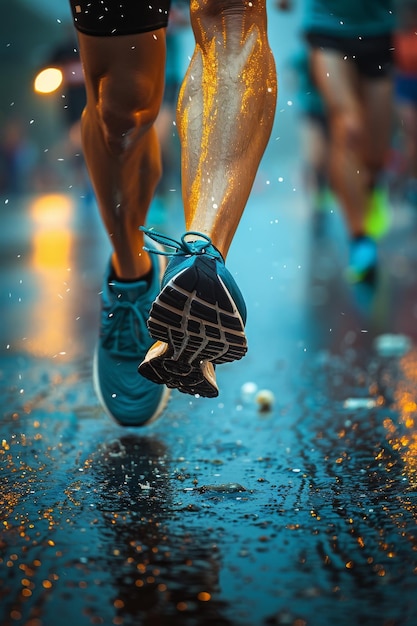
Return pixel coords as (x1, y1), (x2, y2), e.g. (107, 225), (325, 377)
(332, 112), (364, 152)
(96, 78), (161, 157)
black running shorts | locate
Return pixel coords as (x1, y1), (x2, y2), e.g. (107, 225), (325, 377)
(68, 0), (171, 36)
(305, 33), (393, 79)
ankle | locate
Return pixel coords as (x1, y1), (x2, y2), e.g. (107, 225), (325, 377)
(111, 251), (151, 282)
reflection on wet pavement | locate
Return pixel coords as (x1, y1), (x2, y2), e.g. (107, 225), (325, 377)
(2, 184), (417, 625)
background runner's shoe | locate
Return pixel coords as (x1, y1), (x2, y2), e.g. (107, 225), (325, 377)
(138, 229), (248, 398)
(364, 187), (391, 240)
(346, 235), (377, 284)
(94, 251), (170, 426)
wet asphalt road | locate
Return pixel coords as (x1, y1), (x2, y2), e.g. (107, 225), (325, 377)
(6, 7), (417, 626)
(2, 143), (417, 626)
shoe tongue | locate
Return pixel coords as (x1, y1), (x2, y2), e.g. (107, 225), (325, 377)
(108, 277), (148, 303)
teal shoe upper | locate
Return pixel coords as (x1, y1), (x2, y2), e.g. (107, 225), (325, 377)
(94, 251), (168, 426)
(348, 236), (377, 283)
(140, 228), (247, 324)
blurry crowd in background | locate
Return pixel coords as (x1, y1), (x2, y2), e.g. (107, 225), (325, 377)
(1, 0), (417, 224)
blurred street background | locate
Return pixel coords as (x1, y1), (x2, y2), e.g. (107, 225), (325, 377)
(2, 2), (417, 625)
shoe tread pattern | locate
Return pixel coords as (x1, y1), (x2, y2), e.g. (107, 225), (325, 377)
(140, 257), (247, 397)
(139, 347), (218, 398)
(147, 256), (247, 366)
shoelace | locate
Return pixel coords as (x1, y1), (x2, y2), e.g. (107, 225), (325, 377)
(140, 227), (223, 260)
(102, 298), (150, 357)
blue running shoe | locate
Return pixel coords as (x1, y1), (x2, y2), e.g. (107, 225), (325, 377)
(347, 235), (378, 284)
(94, 250), (170, 426)
(138, 228), (248, 398)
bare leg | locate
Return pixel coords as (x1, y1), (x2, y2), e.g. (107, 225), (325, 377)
(310, 48), (369, 236)
(138, 1), (277, 395)
(361, 76), (393, 188)
(73, 29), (174, 426)
(177, 0), (277, 257)
(77, 30), (166, 279)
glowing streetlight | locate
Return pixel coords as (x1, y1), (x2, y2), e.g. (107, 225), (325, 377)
(34, 67), (63, 94)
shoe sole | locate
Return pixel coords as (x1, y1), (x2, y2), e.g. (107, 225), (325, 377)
(139, 256), (247, 397)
